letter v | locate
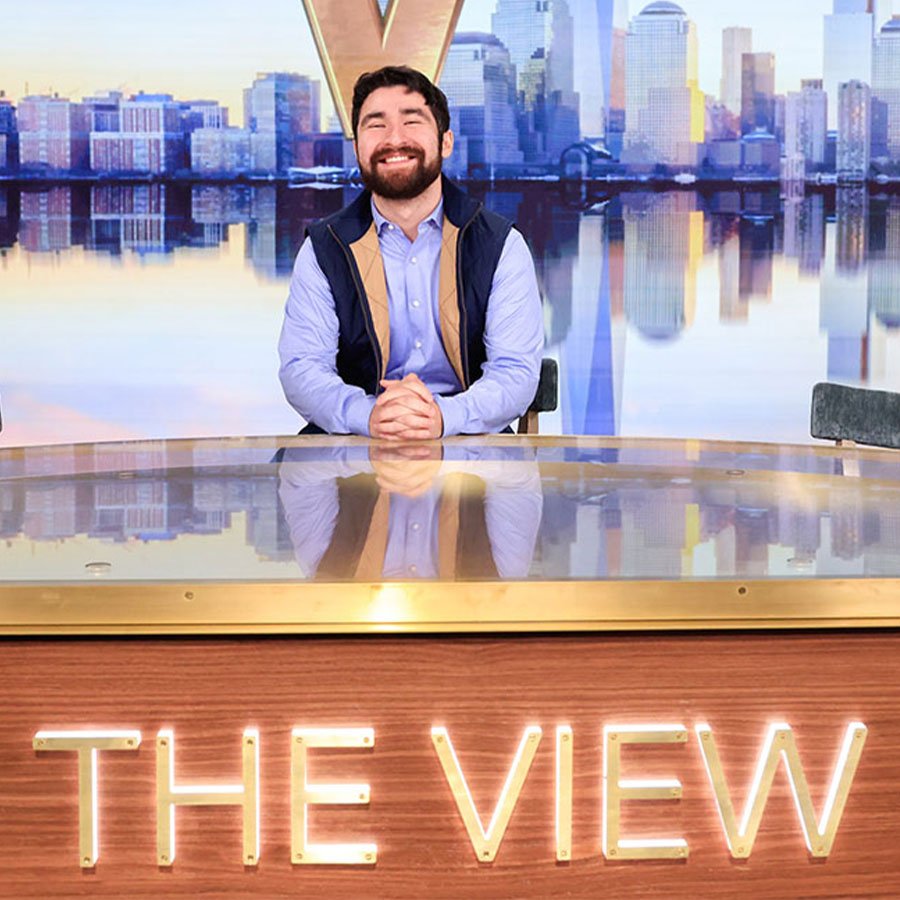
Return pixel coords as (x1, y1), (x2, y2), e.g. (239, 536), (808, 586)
(695, 722), (867, 858)
(432, 726), (542, 862)
(300, 0), (466, 137)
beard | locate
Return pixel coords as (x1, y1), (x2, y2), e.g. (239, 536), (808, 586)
(360, 144), (442, 200)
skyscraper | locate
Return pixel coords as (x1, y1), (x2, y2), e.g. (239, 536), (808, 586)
(440, 33), (523, 173)
(784, 79), (828, 174)
(823, 0), (874, 130)
(720, 26), (752, 117)
(837, 80), (871, 178)
(623, 1), (704, 165)
(570, 0), (628, 148)
(244, 73), (320, 174)
(492, 0), (580, 164)
(873, 17), (900, 158)
(740, 52), (775, 136)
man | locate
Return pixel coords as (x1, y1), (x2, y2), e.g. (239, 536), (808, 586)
(278, 66), (543, 439)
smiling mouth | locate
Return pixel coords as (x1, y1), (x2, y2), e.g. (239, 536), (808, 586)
(379, 154), (416, 166)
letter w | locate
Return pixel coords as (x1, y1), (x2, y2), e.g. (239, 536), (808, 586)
(300, 0), (465, 137)
(695, 722), (867, 858)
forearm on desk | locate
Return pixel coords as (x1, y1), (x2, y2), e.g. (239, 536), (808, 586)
(278, 239), (375, 435)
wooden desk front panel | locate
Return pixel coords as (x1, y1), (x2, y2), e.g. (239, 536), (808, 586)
(0, 632), (897, 899)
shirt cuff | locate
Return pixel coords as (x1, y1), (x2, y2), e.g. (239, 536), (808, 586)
(345, 394), (376, 437)
(435, 394), (466, 437)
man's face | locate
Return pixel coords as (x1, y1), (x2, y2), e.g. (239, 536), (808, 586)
(355, 85), (453, 200)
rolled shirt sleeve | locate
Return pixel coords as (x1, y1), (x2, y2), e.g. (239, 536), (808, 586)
(435, 228), (544, 436)
(278, 238), (376, 435)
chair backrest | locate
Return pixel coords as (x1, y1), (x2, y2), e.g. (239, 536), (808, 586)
(518, 358), (558, 435)
(811, 382), (900, 449)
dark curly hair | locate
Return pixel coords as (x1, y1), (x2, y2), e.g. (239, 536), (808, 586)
(351, 65), (450, 142)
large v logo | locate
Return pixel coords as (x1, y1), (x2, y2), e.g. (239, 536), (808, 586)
(300, 0), (466, 138)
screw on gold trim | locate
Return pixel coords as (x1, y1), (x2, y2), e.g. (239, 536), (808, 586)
(295, 852), (303, 861)
(676, 732), (686, 741)
(36, 739), (44, 747)
(561, 733), (570, 742)
(160, 739), (168, 747)
(295, 736), (303, 744)
(160, 855), (169, 864)
(609, 848), (617, 856)
(482, 850), (491, 859)
(363, 736), (371, 744)
(736, 846), (745, 855)
(365, 853), (374, 862)
(82, 857), (91, 866)
(359, 792), (366, 800)
(559, 850), (568, 858)
(435, 735), (444, 743)
(610, 734), (617, 741)
(246, 855), (255, 864)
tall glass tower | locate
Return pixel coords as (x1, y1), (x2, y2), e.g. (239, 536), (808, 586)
(823, 0), (874, 130)
(440, 33), (524, 172)
(623, 1), (704, 165)
(492, 0), (580, 164)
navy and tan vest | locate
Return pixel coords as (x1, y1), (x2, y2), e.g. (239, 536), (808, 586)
(305, 175), (513, 409)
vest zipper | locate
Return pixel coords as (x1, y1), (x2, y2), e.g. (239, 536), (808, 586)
(327, 223), (384, 394)
(455, 202), (483, 391)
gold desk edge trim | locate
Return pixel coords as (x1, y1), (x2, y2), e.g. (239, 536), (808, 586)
(1, 579), (899, 635)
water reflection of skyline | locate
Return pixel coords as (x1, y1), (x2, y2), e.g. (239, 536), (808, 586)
(2, 183), (900, 447)
(2, 441), (900, 581)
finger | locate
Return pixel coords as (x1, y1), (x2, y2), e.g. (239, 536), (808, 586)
(379, 376), (433, 404)
(375, 383), (431, 409)
(380, 394), (435, 417)
(376, 403), (435, 427)
(375, 415), (435, 434)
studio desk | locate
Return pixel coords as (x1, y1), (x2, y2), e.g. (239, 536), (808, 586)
(1, 434), (900, 900)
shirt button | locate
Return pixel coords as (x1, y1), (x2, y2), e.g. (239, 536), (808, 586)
(410, 256), (417, 264)
(408, 564), (418, 574)
(411, 522), (420, 531)
(414, 339), (423, 349)
(387, 224), (394, 231)
(412, 299), (421, 308)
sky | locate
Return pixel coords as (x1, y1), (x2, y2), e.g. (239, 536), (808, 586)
(0, 0), (895, 123)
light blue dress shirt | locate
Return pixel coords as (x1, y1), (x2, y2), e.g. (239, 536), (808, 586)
(278, 194), (544, 436)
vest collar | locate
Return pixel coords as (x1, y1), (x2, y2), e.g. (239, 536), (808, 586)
(329, 175), (481, 246)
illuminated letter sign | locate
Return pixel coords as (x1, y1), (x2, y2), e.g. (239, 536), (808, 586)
(32, 730), (141, 868)
(695, 721), (867, 858)
(432, 725), (542, 862)
(291, 727), (376, 865)
(156, 728), (260, 866)
(556, 725), (573, 862)
(299, 0), (466, 137)
(603, 724), (689, 860)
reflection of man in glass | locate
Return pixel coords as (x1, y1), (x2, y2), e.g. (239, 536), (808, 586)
(278, 66), (543, 439)
(278, 444), (542, 579)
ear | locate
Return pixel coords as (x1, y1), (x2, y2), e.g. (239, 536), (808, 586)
(441, 129), (454, 160)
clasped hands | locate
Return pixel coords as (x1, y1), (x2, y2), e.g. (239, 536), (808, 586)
(368, 373), (443, 441)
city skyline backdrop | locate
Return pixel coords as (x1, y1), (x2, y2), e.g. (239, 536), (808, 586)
(0, 0), (885, 128)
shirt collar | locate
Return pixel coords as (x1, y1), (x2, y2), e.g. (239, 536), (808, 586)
(371, 196), (444, 236)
